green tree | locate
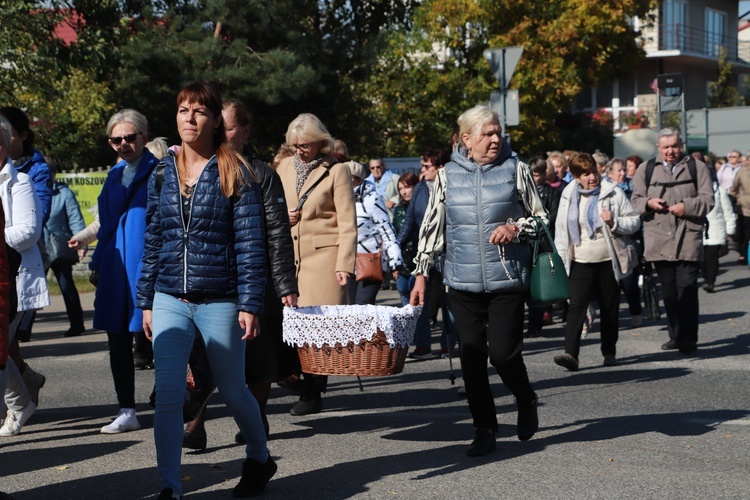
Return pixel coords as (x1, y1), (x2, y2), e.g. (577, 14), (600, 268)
(0, 0), (66, 107)
(36, 68), (116, 169)
(1, 0), (125, 170)
(707, 47), (743, 108)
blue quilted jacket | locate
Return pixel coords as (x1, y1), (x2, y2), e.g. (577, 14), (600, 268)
(136, 154), (266, 314)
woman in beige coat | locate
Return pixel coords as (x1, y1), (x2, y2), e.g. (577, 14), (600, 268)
(277, 113), (357, 415)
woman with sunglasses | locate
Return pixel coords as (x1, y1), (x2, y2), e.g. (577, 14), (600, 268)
(91, 109), (159, 434)
(277, 113), (357, 416)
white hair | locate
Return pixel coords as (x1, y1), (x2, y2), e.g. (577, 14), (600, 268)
(658, 127), (682, 144)
(457, 105), (498, 147)
(285, 113), (334, 156)
(107, 109), (149, 136)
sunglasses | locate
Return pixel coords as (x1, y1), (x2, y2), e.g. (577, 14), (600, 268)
(291, 143), (312, 152)
(109, 133), (140, 146)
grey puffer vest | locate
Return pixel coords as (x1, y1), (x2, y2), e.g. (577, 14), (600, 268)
(443, 153), (530, 293)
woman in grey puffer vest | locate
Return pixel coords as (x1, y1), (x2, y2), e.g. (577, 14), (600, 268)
(410, 105), (547, 457)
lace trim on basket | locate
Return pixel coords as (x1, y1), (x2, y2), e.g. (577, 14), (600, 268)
(282, 304), (423, 348)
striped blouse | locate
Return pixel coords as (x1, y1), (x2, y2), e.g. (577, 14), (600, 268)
(354, 180), (404, 271)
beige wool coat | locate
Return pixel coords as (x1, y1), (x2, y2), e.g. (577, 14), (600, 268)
(631, 154), (714, 262)
(729, 165), (750, 217)
(277, 156), (357, 307)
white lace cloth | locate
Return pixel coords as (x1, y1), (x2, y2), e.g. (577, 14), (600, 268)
(283, 304), (423, 348)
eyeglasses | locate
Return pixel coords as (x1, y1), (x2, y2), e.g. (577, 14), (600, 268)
(421, 163), (435, 169)
(729, 155), (740, 159)
(291, 143), (312, 152)
(109, 133), (140, 146)
(370, 165), (383, 171)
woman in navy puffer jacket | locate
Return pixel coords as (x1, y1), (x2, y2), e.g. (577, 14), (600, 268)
(136, 82), (274, 500)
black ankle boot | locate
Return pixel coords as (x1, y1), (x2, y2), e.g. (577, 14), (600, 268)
(517, 392), (539, 441)
(232, 456), (277, 498)
(157, 488), (181, 499)
(466, 428), (496, 456)
(182, 426), (207, 450)
(290, 378), (322, 416)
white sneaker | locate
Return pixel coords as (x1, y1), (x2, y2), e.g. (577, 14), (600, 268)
(0, 401), (37, 436)
(101, 408), (141, 434)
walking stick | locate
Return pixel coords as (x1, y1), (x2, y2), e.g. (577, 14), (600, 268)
(441, 287), (457, 385)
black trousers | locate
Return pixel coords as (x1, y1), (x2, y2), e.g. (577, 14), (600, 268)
(448, 288), (535, 432)
(701, 245), (721, 286)
(50, 262), (85, 330)
(107, 331), (136, 409)
(563, 261), (620, 359)
(347, 278), (381, 305)
(619, 265), (643, 316)
(654, 261), (700, 344)
(741, 213), (750, 261)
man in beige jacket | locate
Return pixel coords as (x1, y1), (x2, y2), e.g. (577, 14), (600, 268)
(729, 161), (750, 265)
(631, 128), (714, 354)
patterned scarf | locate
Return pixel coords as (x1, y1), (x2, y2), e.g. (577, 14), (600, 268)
(567, 184), (601, 246)
(293, 155), (324, 195)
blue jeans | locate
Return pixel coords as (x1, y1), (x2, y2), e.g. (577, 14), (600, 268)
(397, 274), (432, 351)
(152, 292), (268, 494)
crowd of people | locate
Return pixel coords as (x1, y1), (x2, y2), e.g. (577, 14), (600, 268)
(0, 87), (747, 498)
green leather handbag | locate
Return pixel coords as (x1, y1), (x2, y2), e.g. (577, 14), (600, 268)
(527, 216), (570, 307)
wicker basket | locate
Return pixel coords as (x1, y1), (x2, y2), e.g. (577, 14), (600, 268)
(296, 330), (409, 376)
(283, 304), (421, 377)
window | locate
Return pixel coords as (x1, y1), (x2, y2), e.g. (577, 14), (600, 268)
(705, 8), (727, 57)
(661, 0), (687, 51)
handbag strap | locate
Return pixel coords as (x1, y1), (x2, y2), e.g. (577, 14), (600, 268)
(294, 164), (333, 212)
(531, 216), (556, 261)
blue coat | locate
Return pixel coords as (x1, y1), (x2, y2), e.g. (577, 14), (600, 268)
(91, 151), (158, 333)
(45, 181), (85, 238)
(15, 150), (53, 225)
(397, 179), (430, 250)
(136, 154), (267, 314)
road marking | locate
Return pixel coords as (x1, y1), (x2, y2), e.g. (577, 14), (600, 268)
(686, 418), (750, 426)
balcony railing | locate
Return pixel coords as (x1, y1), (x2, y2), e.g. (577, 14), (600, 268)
(656, 23), (750, 64)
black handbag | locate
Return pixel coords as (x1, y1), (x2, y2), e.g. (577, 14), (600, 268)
(527, 216), (570, 307)
(46, 232), (79, 267)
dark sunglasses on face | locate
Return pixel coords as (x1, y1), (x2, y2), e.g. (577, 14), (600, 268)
(109, 133), (140, 146)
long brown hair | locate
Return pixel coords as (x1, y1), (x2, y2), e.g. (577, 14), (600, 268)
(176, 82), (254, 197)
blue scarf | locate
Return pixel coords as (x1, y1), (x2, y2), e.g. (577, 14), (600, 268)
(568, 184), (601, 246)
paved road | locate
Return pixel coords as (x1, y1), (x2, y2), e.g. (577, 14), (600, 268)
(3, 256), (750, 499)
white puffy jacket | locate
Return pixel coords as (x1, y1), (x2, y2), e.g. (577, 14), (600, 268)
(0, 159), (50, 311)
(703, 182), (736, 246)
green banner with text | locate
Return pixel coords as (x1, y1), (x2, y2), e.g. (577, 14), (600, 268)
(56, 171), (108, 246)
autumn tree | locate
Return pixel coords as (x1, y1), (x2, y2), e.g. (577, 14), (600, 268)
(363, 0), (656, 155)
